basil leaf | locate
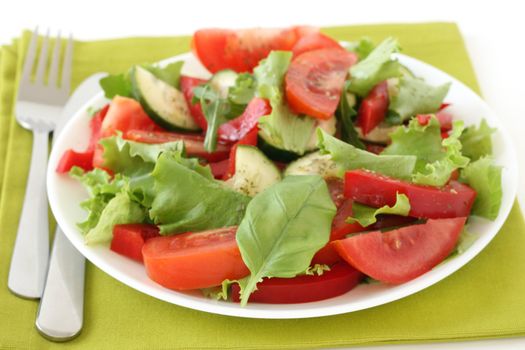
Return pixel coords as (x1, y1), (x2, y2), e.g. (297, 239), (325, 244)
(236, 176), (336, 306)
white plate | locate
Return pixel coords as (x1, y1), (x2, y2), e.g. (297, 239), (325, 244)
(47, 51), (518, 319)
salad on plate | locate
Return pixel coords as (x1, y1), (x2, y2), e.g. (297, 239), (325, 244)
(55, 26), (503, 306)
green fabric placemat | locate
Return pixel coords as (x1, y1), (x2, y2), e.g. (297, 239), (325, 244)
(1, 22), (525, 349)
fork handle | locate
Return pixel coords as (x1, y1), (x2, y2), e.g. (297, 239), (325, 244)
(36, 226), (85, 341)
(8, 129), (50, 299)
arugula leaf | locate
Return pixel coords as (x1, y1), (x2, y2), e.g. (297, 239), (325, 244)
(229, 73), (256, 105)
(459, 119), (495, 161)
(336, 85), (365, 149)
(149, 152), (250, 234)
(317, 128), (417, 180)
(460, 157), (502, 220)
(99, 73), (132, 99)
(347, 193), (410, 227)
(346, 37), (375, 60)
(236, 176), (336, 306)
(389, 77), (450, 121)
(348, 37), (401, 97)
(84, 191), (146, 245)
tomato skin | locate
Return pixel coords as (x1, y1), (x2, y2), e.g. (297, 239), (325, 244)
(231, 263), (363, 304)
(292, 33), (344, 57)
(356, 81), (389, 135)
(192, 27), (317, 73)
(326, 177), (346, 208)
(180, 76), (208, 130)
(57, 105), (109, 173)
(344, 170), (477, 219)
(333, 217), (466, 284)
(56, 149), (94, 173)
(110, 224), (160, 262)
(218, 98), (271, 143)
(209, 158), (230, 179)
(223, 127), (259, 180)
(285, 49), (358, 120)
(123, 130), (231, 162)
(101, 96), (161, 138)
(142, 227), (249, 290)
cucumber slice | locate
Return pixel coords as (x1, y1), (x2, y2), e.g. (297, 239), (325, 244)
(130, 66), (200, 131)
(285, 151), (342, 178)
(225, 145), (281, 196)
(210, 69), (238, 99)
(259, 116), (337, 162)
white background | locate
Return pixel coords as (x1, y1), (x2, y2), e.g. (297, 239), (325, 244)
(2, 0), (524, 348)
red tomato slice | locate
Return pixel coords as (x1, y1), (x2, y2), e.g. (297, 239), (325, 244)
(209, 159), (230, 179)
(142, 226), (249, 290)
(292, 33), (344, 57)
(333, 217), (466, 284)
(231, 263), (363, 304)
(56, 149), (94, 173)
(285, 49), (358, 120)
(326, 177), (345, 208)
(110, 224), (160, 262)
(223, 127), (259, 180)
(218, 98), (271, 143)
(101, 96), (161, 138)
(123, 130), (231, 162)
(356, 81), (389, 135)
(192, 27), (318, 73)
(344, 170), (477, 219)
(180, 75), (208, 130)
(57, 105), (110, 173)
(417, 112), (453, 132)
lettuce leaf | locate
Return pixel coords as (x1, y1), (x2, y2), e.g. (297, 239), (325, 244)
(253, 51), (292, 101)
(317, 128), (417, 180)
(149, 152), (250, 234)
(236, 176), (336, 306)
(346, 37), (375, 60)
(84, 191), (146, 245)
(382, 116), (469, 186)
(389, 77), (450, 121)
(460, 157), (502, 220)
(347, 37), (401, 97)
(144, 61), (183, 88)
(228, 73), (256, 105)
(347, 193), (410, 227)
(459, 119), (495, 161)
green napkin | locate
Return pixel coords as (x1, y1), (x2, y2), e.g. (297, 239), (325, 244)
(1, 22), (525, 349)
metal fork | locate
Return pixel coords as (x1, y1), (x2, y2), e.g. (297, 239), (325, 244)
(8, 29), (73, 299)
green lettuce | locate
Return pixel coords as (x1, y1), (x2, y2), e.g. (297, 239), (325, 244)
(149, 152), (250, 234)
(459, 119), (495, 161)
(317, 128), (417, 180)
(228, 73), (256, 105)
(235, 176), (336, 306)
(346, 37), (375, 60)
(348, 37), (401, 96)
(347, 193), (410, 227)
(389, 77), (450, 121)
(382, 116), (469, 186)
(84, 191), (146, 245)
(253, 51), (292, 100)
(460, 157), (502, 220)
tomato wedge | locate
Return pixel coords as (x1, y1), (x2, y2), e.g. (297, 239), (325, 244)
(356, 81), (389, 135)
(123, 130), (231, 162)
(285, 49), (358, 119)
(344, 170), (477, 219)
(110, 224), (160, 262)
(192, 26), (318, 73)
(292, 33), (344, 57)
(57, 104), (109, 173)
(417, 112), (453, 131)
(218, 97), (271, 143)
(333, 217), (466, 284)
(231, 263), (363, 304)
(180, 75), (208, 130)
(142, 226), (249, 290)
(100, 96), (160, 138)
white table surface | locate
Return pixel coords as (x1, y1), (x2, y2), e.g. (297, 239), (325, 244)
(2, 0), (524, 348)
